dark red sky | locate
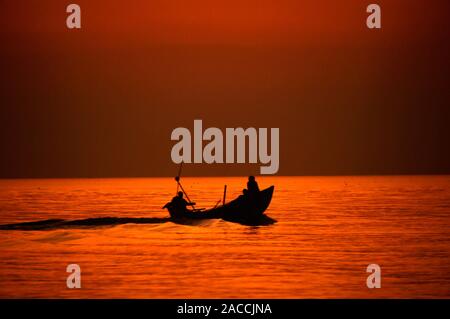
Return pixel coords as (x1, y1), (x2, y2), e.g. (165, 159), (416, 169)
(1, 0), (449, 177)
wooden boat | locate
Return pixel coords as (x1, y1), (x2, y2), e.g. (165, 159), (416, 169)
(164, 186), (276, 226)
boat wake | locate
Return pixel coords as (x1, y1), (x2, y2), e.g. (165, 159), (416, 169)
(0, 215), (276, 230)
(0, 217), (172, 231)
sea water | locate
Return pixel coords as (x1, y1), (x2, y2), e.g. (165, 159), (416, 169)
(0, 176), (449, 298)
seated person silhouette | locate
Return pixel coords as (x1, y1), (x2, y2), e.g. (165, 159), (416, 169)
(165, 191), (196, 218)
(247, 176), (260, 194)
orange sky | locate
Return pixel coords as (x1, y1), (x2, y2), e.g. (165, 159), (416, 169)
(0, 0), (449, 177)
(2, 0), (446, 45)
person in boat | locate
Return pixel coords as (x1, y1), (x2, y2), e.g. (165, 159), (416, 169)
(165, 191), (196, 218)
(247, 176), (260, 194)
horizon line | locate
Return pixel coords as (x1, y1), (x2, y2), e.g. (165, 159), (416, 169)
(0, 173), (449, 180)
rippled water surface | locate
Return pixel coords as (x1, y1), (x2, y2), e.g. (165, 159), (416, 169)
(0, 176), (449, 298)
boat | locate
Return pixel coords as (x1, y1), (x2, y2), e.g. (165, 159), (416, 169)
(164, 186), (276, 226)
(0, 187), (276, 230)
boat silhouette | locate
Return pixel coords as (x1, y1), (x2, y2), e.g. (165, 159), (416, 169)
(164, 186), (276, 226)
(0, 181), (276, 230)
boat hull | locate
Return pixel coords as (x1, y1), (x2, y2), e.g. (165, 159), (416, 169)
(168, 186), (275, 225)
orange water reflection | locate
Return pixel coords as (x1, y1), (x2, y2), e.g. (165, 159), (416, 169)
(0, 176), (449, 298)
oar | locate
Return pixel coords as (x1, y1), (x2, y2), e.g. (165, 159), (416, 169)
(173, 163), (200, 212)
(176, 179), (197, 210)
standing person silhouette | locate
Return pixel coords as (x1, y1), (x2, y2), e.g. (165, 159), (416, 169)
(247, 176), (260, 194)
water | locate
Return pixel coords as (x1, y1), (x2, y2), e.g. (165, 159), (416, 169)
(0, 176), (449, 298)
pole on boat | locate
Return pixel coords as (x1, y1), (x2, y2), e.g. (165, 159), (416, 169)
(223, 185), (227, 205)
(176, 162), (183, 195)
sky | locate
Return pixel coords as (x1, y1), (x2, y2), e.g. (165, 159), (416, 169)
(1, 0), (449, 177)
